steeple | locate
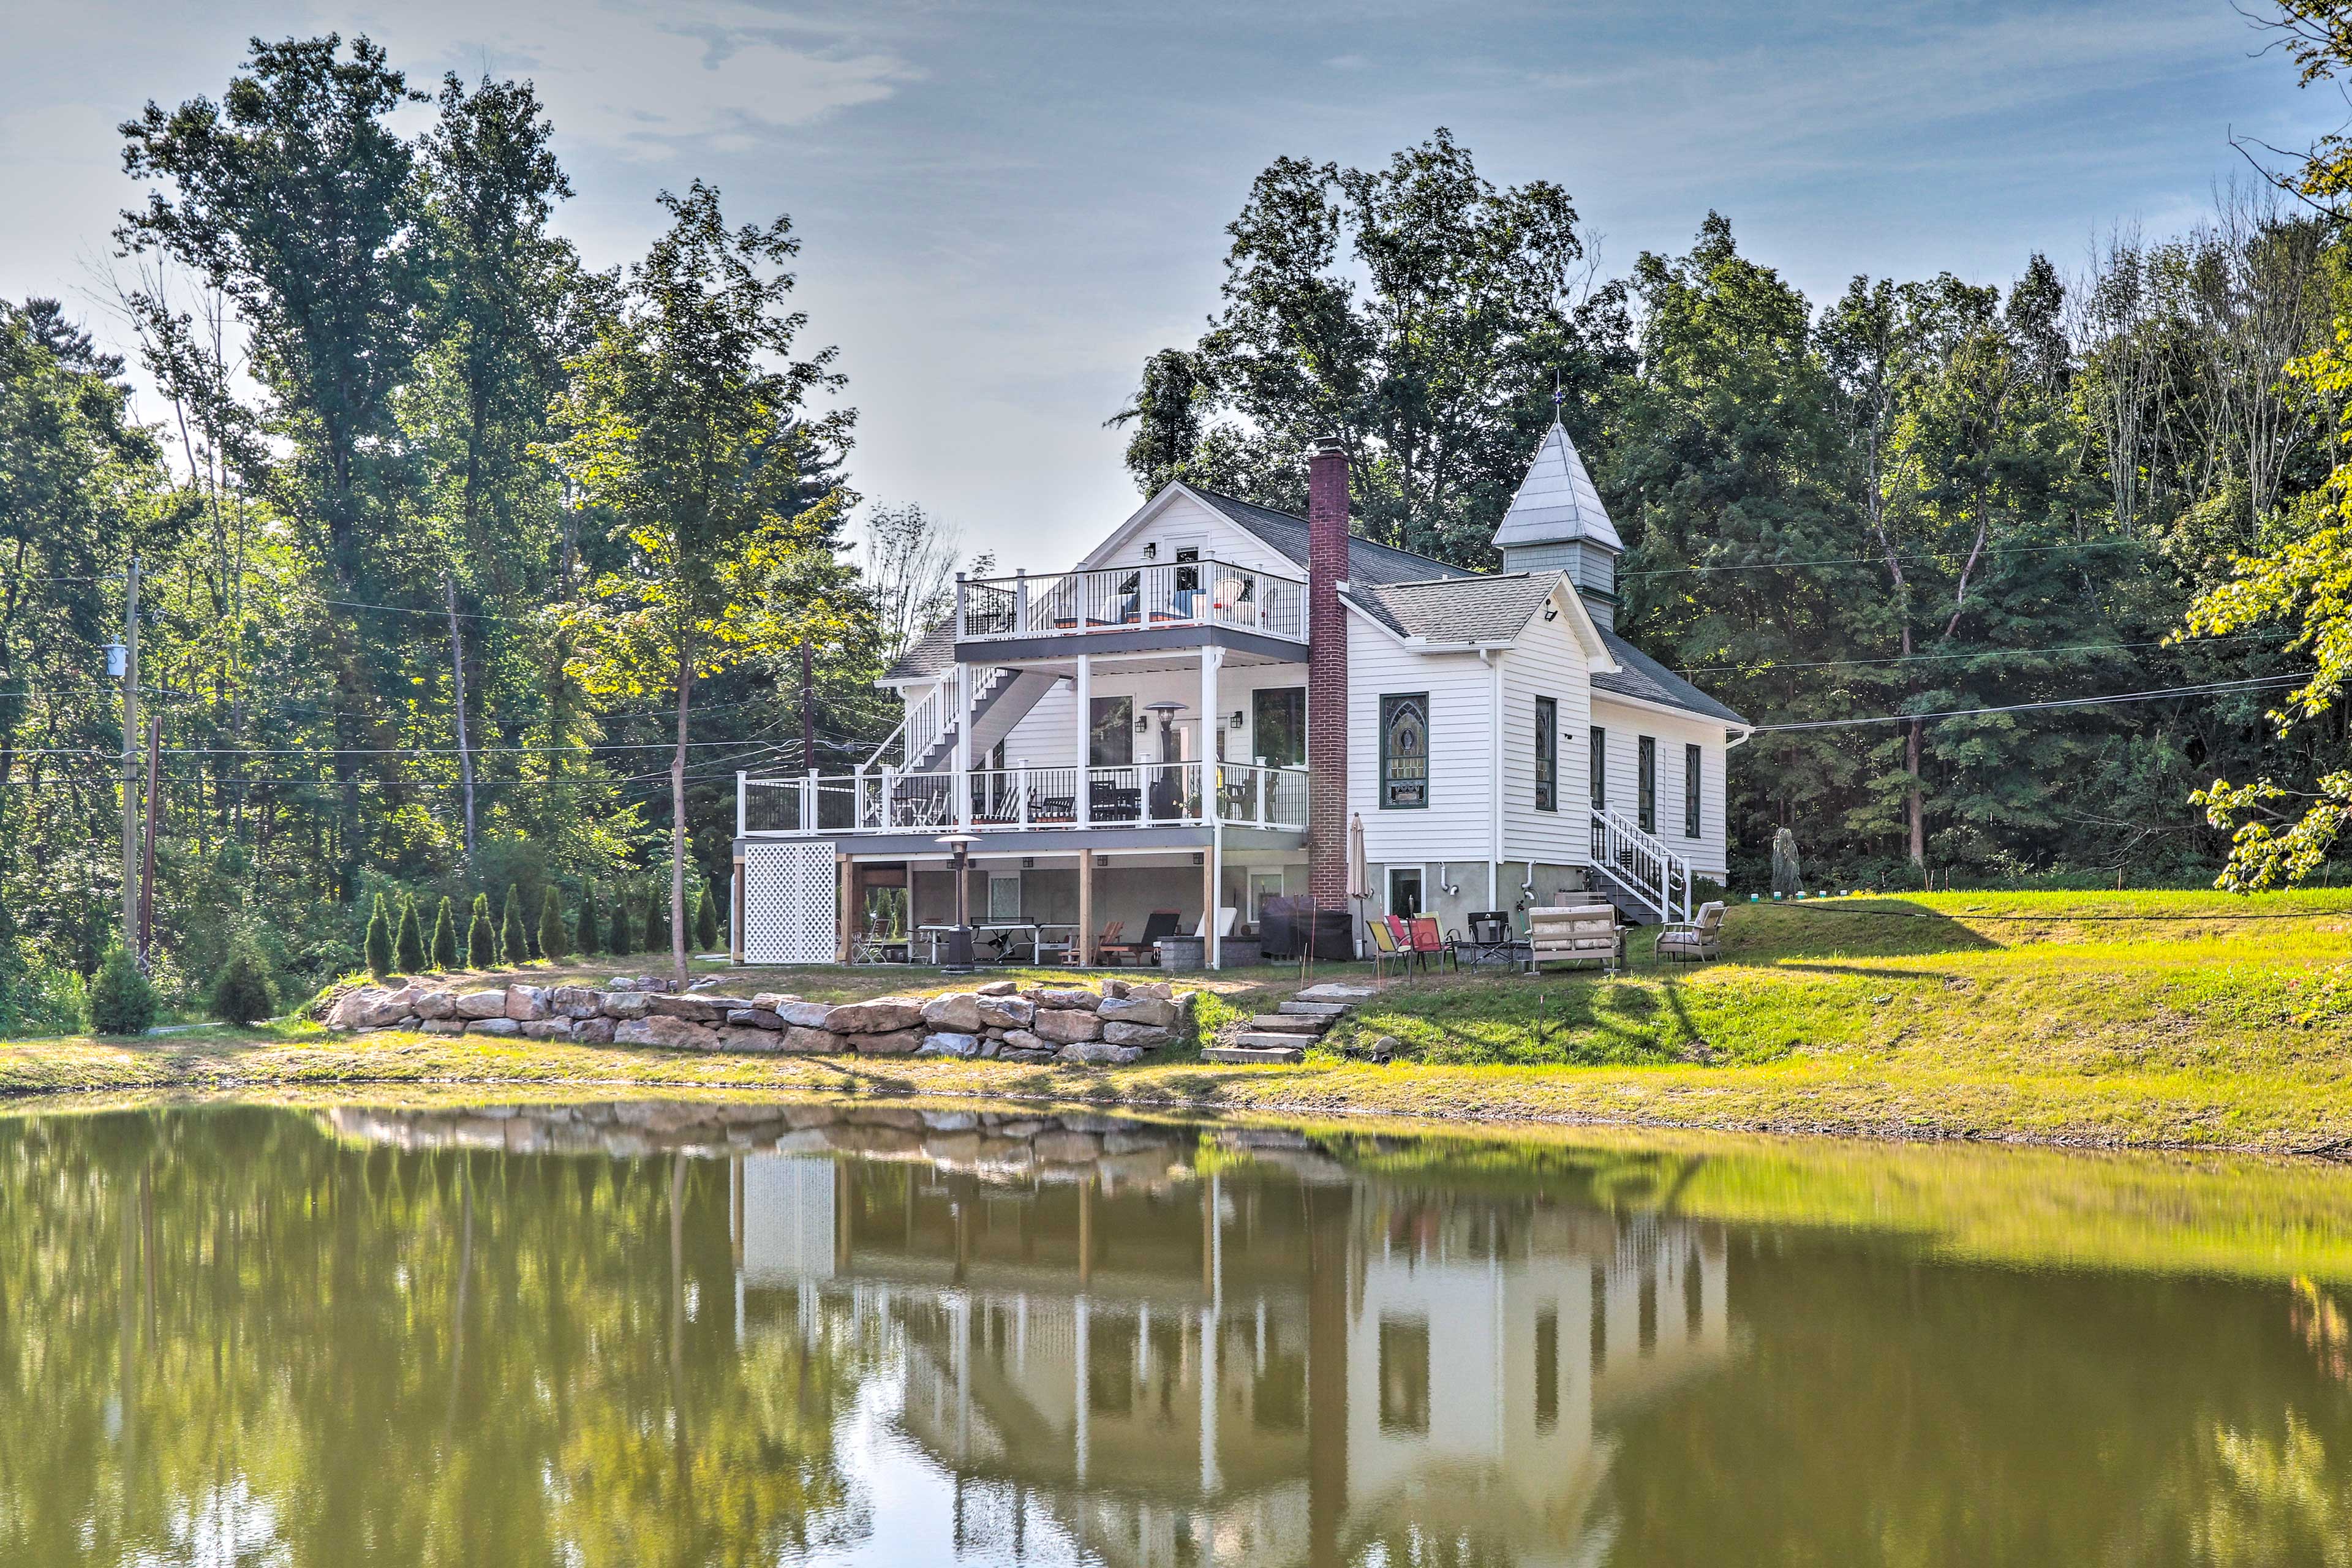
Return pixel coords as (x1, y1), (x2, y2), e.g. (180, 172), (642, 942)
(1493, 420), (1621, 628)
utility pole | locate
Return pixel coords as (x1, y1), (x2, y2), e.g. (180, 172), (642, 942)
(119, 557), (140, 963)
(138, 714), (161, 965)
(443, 573), (478, 873)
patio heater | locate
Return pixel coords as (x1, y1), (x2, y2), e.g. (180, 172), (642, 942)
(937, 832), (979, 972)
(1144, 700), (1187, 820)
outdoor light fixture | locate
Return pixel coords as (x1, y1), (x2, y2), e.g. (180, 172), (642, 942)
(1229, 710), (1245, 729)
(937, 832), (979, 973)
(1543, 605), (1559, 621)
(1142, 542), (1158, 560)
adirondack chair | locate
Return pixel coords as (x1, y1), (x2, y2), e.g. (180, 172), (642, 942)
(1089, 919), (1125, 965)
(1366, 914), (1412, 980)
(1106, 910), (1182, 965)
(1525, 905), (1622, 974)
(1408, 914), (1456, 973)
(1654, 901), (1728, 963)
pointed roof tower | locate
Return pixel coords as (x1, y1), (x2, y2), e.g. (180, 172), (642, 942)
(1492, 420), (1621, 555)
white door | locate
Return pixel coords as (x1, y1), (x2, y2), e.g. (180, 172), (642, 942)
(743, 841), (838, 964)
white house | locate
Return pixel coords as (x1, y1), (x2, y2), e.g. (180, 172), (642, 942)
(733, 424), (1751, 965)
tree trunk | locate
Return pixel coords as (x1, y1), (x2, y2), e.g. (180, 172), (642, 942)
(1906, 717), (1925, 868)
(671, 647), (695, 991)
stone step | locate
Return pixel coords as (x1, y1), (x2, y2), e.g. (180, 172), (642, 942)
(1231, 1031), (1321, 1051)
(1203, 1043), (1305, 1066)
(1248, 1013), (1328, 1033)
(1278, 1000), (1351, 1017)
(1295, 983), (1376, 1003)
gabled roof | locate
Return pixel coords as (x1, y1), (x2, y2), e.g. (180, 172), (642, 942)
(1351, 572), (1561, 643)
(1186, 488), (1476, 587)
(1493, 421), (1622, 554)
(884, 616), (956, 681)
(1594, 630), (1750, 726)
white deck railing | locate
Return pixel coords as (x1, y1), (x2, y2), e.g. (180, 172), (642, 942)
(956, 560), (1306, 644)
(739, 761), (1310, 837)
(1588, 806), (1694, 924)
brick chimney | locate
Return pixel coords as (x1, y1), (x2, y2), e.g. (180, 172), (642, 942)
(1307, 436), (1351, 911)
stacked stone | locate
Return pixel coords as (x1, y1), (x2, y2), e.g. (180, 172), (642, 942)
(322, 973), (1197, 1066)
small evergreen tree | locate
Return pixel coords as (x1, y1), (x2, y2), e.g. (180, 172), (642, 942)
(86, 945), (156, 1036)
(644, 886), (668, 955)
(466, 892), (497, 969)
(431, 896), (459, 970)
(500, 884), (529, 966)
(364, 892), (394, 978)
(394, 896), (426, 974)
(696, 872), (721, 952)
(208, 943), (277, 1025)
(576, 880), (601, 957)
(538, 886), (568, 962)
(618, 890), (642, 953)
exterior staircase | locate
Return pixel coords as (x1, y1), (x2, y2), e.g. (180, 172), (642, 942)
(1585, 808), (1693, 927)
(884, 667), (1066, 775)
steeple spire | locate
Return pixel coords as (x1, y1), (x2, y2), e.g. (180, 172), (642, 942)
(1493, 420), (1621, 555)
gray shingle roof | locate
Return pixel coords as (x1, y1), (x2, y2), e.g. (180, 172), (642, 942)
(1187, 488), (1475, 587)
(884, 616), (956, 680)
(1351, 572), (1560, 643)
(1595, 630), (1751, 727)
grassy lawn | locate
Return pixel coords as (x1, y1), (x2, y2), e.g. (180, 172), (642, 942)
(12, 889), (2352, 1154)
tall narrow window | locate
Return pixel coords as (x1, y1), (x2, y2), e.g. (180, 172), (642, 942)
(1589, 727), (1607, 810)
(1088, 696), (1133, 767)
(1684, 743), (1703, 839)
(1534, 697), (1557, 813)
(1379, 694), (1430, 809)
(1535, 1308), (1559, 1432)
(1638, 736), (1657, 835)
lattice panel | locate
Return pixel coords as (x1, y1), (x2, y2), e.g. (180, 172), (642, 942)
(743, 841), (837, 965)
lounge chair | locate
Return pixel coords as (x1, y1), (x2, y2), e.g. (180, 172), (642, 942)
(1654, 901), (1728, 963)
(1408, 914), (1456, 973)
(1107, 910), (1182, 965)
(1525, 905), (1621, 974)
(1366, 914), (1412, 980)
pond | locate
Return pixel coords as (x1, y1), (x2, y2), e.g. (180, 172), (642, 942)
(3, 1097), (2351, 1566)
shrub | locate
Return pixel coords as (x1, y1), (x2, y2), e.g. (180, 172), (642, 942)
(645, 886), (669, 956)
(85, 945), (156, 1036)
(394, 896), (425, 974)
(208, 944), (277, 1025)
(364, 892), (394, 979)
(431, 896), (459, 970)
(500, 884), (529, 966)
(538, 886), (568, 962)
(466, 893), (497, 969)
(576, 880), (601, 957)
(695, 872), (721, 952)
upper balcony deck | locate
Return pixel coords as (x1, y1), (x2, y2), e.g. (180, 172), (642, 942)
(954, 559), (1306, 656)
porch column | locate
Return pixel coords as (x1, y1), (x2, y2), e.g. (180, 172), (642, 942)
(955, 662), (974, 829)
(1207, 829), (1223, 969)
(1079, 848), (1096, 967)
(1200, 644), (1223, 829)
(836, 853), (853, 963)
(1074, 654), (1091, 828)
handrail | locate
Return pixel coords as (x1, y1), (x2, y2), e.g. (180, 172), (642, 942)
(956, 558), (1306, 643)
(1588, 806), (1693, 924)
(741, 763), (1309, 835)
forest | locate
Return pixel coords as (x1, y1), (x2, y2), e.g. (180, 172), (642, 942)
(10, 14), (2352, 1028)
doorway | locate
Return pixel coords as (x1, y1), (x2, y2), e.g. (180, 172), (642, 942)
(1388, 866), (1423, 920)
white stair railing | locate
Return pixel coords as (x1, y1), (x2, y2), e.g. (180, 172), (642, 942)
(1588, 807), (1692, 924)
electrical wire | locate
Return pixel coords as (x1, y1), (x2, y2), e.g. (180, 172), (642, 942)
(1618, 538), (2142, 579)
(1673, 630), (2280, 676)
(1751, 674), (2310, 732)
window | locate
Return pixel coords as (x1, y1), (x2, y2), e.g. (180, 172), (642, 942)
(1684, 743), (1703, 839)
(1638, 736), (1657, 835)
(1389, 867), (1422, 919)
(1173, 545), (1200, 594)
(987, 872), (1021, 922)
(1251, 686), (1306, 767)
(1088, 696), (1133, 767)
(1589, 726), (1607, 810)
(1378, 1317), (1431, 1434)
(1248, 870), (1284, 923)
(1536, 1308), (1559, 1433)
(1379, 693), (1430, 809)
(1534, 696), (1558, 812)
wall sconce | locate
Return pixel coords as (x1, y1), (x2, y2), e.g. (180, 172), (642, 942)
(1021, 856), (1035, 869)
(1134, 714), (1150, 733)
(1191, 852), (1204, 866)
(1142, 542), (1158, 560)
(1228, 710), (1245, 729)
(1542, 605), (1559, 621)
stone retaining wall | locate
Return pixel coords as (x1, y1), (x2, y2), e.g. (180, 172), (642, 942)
(323, 974), (1196, 1066)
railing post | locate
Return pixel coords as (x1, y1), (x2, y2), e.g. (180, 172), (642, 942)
(1015, 568), (1029, 636)
(736, 771), (747, 837)
(954, 571), (968, 642)
(1018, 764), (1030, 827)
(802, 769), (816, 832)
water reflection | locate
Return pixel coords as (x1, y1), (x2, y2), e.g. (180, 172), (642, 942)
(2, 1099), (2349, 1566)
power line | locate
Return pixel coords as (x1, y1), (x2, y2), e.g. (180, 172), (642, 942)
(1673, 630), (2281, 676)
(1619, 538), (2141, 580)
(1752, 674), (2310, 732)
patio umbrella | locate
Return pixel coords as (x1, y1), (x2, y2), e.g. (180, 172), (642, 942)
(1347, 812), (1371, 959)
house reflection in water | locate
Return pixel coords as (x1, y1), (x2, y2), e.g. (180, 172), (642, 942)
(727, 1121), (1730, 1567)
(324, 1101), (1729, 1566)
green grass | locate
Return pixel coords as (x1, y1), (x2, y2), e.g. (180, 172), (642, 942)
(15, 892), (2352, 1154)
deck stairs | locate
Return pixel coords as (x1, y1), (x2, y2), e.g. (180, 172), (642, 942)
(889, 667), (1066, 774)
(1585, 807), (1693, 927)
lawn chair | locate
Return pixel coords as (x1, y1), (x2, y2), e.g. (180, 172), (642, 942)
(1454, 910), (1521, 969)
(1088, 919), (1124, 965)
(1653, 901), (1728, 964)
(1107, 910), (1182, 965)
(1366, 914), (1412, 980)
(1525, 905), (1622, 975)
(1408, 914), (1457, 973)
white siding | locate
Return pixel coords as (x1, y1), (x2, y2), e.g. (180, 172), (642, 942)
(993, 659), (1310, 769)
(1346, 613), (1494, 865)
(1587, 695), (1731, 878)
(1073, 490), (1297, 579)
(1498, 595), (1595, 868)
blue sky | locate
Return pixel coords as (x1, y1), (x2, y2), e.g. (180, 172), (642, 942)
(1, 0), (2340, 567)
